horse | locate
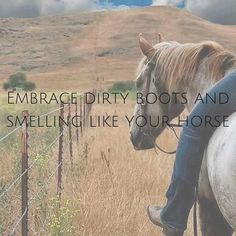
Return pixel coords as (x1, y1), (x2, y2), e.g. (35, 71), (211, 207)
(130, 35), (236, 236)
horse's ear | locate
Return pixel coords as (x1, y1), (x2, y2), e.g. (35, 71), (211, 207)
(139, 34), (155, 57)
(196, 42), (215, 67)
(199, 43), (213, 59)
(158, 33), (165, 43)
(222, 53), (236, 71)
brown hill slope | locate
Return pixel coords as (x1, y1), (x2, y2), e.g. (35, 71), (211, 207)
(0, 6), (236, 90)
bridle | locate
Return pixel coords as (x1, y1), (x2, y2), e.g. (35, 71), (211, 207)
(138, 48), (198, 236)
(139, 59), (184, 155)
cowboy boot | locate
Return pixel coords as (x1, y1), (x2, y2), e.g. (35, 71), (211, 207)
(147, 206), (184, 236)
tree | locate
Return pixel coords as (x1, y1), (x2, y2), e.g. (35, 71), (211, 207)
(108, 81), (135, 92)
(3, 72), (36, 91)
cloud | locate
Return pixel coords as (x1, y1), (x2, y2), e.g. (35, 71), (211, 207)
(0, 0), (40, 18)
(0, 0), (98, 18)
(0, 0), (134, 18)
(186, 0), (236, 25)
(152, 0), (236, 25)
(2, 0), (236, 25)
(152, 0), (181, 6)
(152, 0), (168, 5)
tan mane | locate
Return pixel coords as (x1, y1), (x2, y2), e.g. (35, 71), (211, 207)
(149, 41), (236, 92)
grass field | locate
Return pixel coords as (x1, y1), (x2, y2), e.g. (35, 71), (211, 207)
(0, 93), (198, 235)
(1, 6), (236, 91)
(68, 100), (198, 236)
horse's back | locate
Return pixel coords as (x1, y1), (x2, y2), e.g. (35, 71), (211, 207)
(207, 112), (236, 230)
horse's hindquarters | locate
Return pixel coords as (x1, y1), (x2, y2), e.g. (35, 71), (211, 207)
(207, 112), (236, 231)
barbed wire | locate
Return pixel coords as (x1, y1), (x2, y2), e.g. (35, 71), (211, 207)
(9, 207), (28, 236)
(30, 163), (63, 204)
(33, 106), (63, 120)
(32, 102), (71, 121)
(29, 128), (71, 204)
(28, 161), (63, 235)
(0, 104), (68, 144)
(0, 125), (21, 143)
(0, 126), (68, 200)
(28, 132), (74, 235)
(1, 99), (89, 235)
(5, 114), (73, 236)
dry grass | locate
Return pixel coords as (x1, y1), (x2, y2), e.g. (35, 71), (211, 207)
(0, 97), (198, 235)
(63, 100), (196, 236)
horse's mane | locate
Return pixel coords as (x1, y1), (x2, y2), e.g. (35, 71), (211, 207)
(141, 41), (236, 92)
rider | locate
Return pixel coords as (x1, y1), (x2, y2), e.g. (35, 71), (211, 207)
(147, 69), (236, 235)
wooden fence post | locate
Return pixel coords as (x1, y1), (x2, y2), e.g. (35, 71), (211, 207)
(83, 94), (86, 127)
(68, 101), (73, 165)
(57, 103), (64, 201)
(75, 102), (79, 142)
(80, 96), (83, 137)
(21, 110), (29, 236)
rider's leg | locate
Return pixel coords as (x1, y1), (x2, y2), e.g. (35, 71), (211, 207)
(149, 70), (236, 232)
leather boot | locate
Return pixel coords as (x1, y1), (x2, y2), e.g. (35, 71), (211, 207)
(147, 206), (184, 236)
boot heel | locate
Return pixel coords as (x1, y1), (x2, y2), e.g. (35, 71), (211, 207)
(163, 227), (184, 236)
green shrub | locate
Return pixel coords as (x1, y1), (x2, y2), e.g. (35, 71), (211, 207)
(3, 72), (36, 91)
(108, 81), (135, 93)
(47, 198), (76, 235)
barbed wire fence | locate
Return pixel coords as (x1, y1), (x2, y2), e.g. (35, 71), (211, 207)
(0, 90), (96, 236)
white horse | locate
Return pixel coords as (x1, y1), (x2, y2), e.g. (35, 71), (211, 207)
(130, 36), (236, 236)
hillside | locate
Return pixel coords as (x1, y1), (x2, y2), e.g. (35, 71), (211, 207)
(0, 6), (236, 90)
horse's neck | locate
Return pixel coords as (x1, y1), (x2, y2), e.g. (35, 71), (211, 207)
(185, 76), (214, 112)
(184, 65), (236, 112)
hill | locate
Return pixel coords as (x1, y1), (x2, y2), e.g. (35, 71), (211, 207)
(0, 6), (236, 90)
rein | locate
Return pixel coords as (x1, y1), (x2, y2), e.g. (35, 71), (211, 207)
(140, 61), (182, 155)
(154, 124), (180, 155)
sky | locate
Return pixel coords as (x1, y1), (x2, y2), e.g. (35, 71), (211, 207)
(0, 0), (235, 25)
(100, 0), (152, 6)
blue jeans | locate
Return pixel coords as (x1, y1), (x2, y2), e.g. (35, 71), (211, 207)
(161, 70), (236, 231)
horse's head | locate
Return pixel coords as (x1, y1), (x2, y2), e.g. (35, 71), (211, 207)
(130, 36), (236, 150)
(130, 35), (185, 150)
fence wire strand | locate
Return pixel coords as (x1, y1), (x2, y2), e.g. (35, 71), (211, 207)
(1, 98), (90, 236)
(28, 131), (73, 235)
(3, 105), (71, 236)
(0, 104), (67, 144)
(32, 106), (65, 121)
(0, 126), (68, 200)
(0, 125), (21, 143)
(9, 207), (28, 236)
(29, 128), (71, 204)
(28, 161), (63, 235)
